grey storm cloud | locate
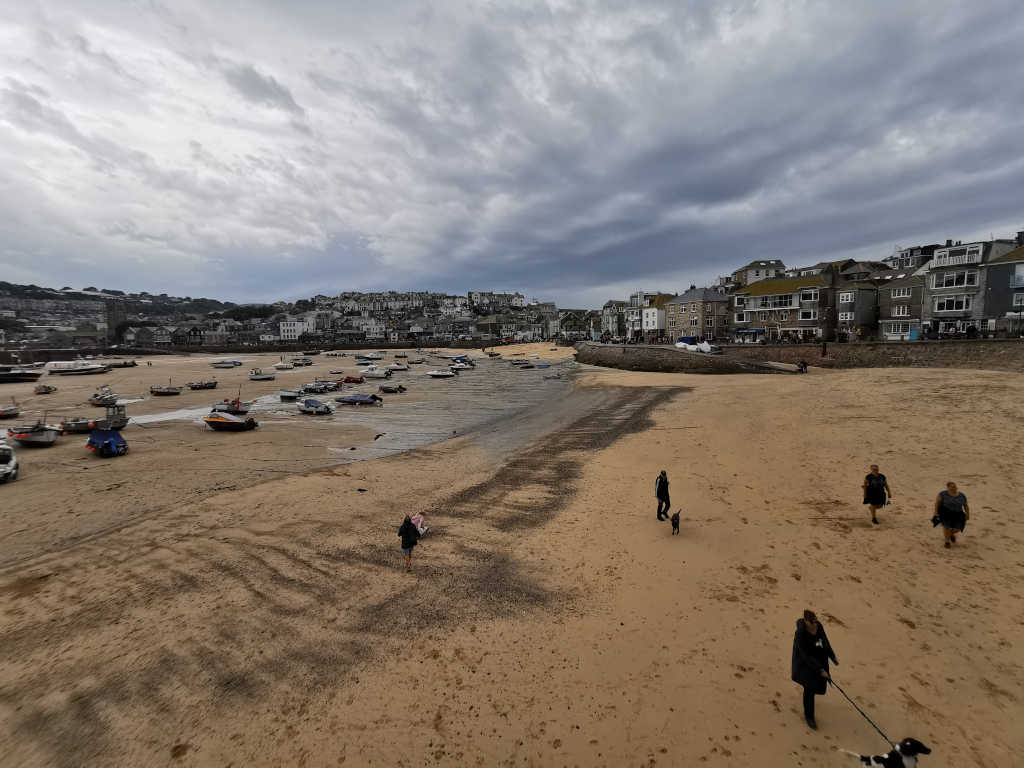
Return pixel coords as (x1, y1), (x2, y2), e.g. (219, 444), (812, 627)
(0, 0), (1023, 306)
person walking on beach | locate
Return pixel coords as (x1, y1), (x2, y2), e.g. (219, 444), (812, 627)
(791, 609), (838, 730)
(398, 515), (421, 571)
(655, 470), (671, 521)
(862, 464), (892, 525)
(934, 481), (969, 549)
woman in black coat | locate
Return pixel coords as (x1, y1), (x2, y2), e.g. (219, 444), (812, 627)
(398, 516), (421, 572)
(791, 609), (838, 730)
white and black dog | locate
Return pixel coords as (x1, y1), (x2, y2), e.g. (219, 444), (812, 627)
(843, 738), (931, 767)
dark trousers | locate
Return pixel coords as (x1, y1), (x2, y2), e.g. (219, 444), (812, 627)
(657, 498), (671, 519)
(802, 686), (816, 720)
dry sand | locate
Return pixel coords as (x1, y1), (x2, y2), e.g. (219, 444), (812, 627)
(1, 356), (1021, 767)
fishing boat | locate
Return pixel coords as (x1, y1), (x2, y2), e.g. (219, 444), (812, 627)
(7, 420), (60, 447)
(386, 362), (409, 371)
(297, 398), (332, 415)
(0, 438), (18, 483)
(290, 357), (313, 367)
(449, 362), (471, 371)
(336, 393), (383, 406)
(89, 386), (118, 407)
(86, 429), (128, 457)
(210, 360), (237, 369)
(0, 364), (44, 383)
(273, 361), (295, 370)
(203, 413), (259, 432)
(407, 358), (425, 364)
(149, 380), (183, 396)
(0, 403), (20, 419)
(301, 381), (329, 394)
(278, 389), (301, 401)
(61, 416), (94, 434)
(342, 375), (365, 384)
(48, 361), (110, 376)
(187, 380), (218, 390)
(92, 404), (129, 431)
(329, 369), (345, 375)
(360, 365), (392, 379)
(249, 368), (276, 381)
(211, 396), (252, 415)
(427, 369), (457, 378)
(378, 384), (407, 394)
(357, 352), (383, 360)
(34, 384), (57, 395)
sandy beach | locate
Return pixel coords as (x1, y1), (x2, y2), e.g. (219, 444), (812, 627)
(1, 353), (1022, 766)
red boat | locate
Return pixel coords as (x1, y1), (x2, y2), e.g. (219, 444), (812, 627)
(343, 376), (365, 384)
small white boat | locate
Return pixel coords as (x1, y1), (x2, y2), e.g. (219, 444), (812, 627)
(0, 438), (19, 482)
(249, 368), (276, 381)
(449, 362), (471, 370)
(278, 389), (301, 401)
(386, 362), (409, 371)
(211, 361), (236, 369)
(427, 369), (457, 378)
(407, 358), (425, 364)
(273, 361), (295, 370)
(360, 365), (392, 379)
(358, 353), (383, 360)
(7, 421), (61, 447)
(48, 361), (110, 376)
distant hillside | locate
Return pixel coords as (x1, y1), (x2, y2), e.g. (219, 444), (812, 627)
(0, 281), (238, 317)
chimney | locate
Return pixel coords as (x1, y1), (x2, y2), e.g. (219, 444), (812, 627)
(945, 239), (953, 247)
(689, 284), (696, 290)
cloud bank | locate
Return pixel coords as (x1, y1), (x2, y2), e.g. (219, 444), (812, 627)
(1, 0), (1022, 306)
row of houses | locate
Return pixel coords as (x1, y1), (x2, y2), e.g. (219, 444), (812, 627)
(602, 234), (1024, 343)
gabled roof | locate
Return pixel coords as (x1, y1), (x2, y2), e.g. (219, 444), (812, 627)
(734, 259), (785, 272)
(735, 275), (826, 297)
(667, 287), (729, 305)
(646, 293), (675, 310)
(986, 243), (1024, 265)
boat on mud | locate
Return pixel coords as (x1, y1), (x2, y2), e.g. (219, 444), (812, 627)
(0, 403), (20, 419)
(290, 357), (314, 367)
(187, 380), (219, 390)
(335, 393), (383, 406)
(7, 420), (61, 447)
(249, 368), (276, 381)
(0, 364), (44, 383)
(89, 386), (119, 407)
(427, 369), (457, 378)
(211, 396), (252, 415)
(297, 398), (333, 415)
(407, 358), (425, 364)
(273, 360), (295, 370)
(210, 360), (238, 369)
(394, 353), (408, 358)
(449, 361), (472, 370)
(0, 438), (18, 483)
(92, 404), (129, 431)
(86, 429), (128, 458)
(278, 389), (301, 401)
(150, 380), (183, 396)
(61, 416), (95, 434)
(360, 365), (392, 379)
(48, 361), (110, 376)
(386, 362), (409, 371)
(342, 376), (365, 384)
(34, 384), (57, 395)
(378, 385), (407, 394)
(203, 412), (259, 432)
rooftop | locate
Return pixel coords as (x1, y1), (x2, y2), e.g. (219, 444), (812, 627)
(735, 275), (826, 297)
(986, 244), (1024, 265)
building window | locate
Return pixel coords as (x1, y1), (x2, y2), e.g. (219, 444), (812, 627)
(706, 317), (714, 326)
(1012, 293), (1024, 307)
(839, 292), (854, 304)
(734, 312), (745, 323)
(931, 270), (978, 289)
(690, 317), (699, 327)
(778, 311), (789, 321)
(886, 322), (911, 334)
(690, 303), (697, 311)
(892, 304), (910, 317)
(758, 311), (769, 321)
(799, 310), (818, 321)
(838, 312), (854, 321)
(891, 287), (912, 298)
(800, 289), (819, 302)
(734, 296), (746, 307)
(933, 295), (972, 312)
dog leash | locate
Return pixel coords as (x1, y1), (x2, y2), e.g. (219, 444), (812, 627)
(828, 678), (895, 747)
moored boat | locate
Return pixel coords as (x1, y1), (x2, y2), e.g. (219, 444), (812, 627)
(360, 365), (392, 379)
(34, 383), (57, 395)
(211, 397), (252, 415)
(61, 416), (94, 434)
(89, 386), (118, 407)
(273, 360), (295, 370)
(92, 404), (129, 431)
(290, 357), (313, 366)
(187, 380), (219, 390)
(0, 403), (20, 419)
(203, 413), (259, 431)
(407, 358), (425, 364)
(427, 369), (457, 378)
(378, 385), (407, 394)
(297, 398), (333, 415)
(150, 379), (183, 396)
(336, 394), (383, 406)
(249, 368), (276, 381)
(0, 438), (18, 483)
(7, 420), (60, 446)
(210, 361), (237, 369)
(278, 389), (301, 401)
(0, 365), (44, 383)
(48, 361), (110, 376)
(343, 375), (365, 384)
(86, 429), (128, 457)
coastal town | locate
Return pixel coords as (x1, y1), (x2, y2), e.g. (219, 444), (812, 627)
(3, 233), (1023, 353)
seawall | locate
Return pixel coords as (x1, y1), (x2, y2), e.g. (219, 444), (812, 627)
(574, 339), (1024, 373)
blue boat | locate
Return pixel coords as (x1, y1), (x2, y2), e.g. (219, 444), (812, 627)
(335, 394), (383, 406)
(297, 398), (333, 415)
(86, 429), (128, 458)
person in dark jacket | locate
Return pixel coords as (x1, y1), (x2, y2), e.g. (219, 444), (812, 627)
(791, 609), (838, 730)
(862, 464), (893, 525)
(398, 515), (421, 571)
(935, 481), (969, 548)
(655, 470), (671, 521)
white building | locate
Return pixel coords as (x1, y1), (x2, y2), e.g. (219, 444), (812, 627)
(279, 319), (311, 341)
(641, 306), (666, 336)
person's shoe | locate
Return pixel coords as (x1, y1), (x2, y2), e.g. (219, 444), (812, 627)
(944, 541), (951, 549)
(872, 517), (880, 525)
(805, 716), (817, 730)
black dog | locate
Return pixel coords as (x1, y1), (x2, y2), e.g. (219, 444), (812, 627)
(670, 511), (680, 535)
(846, 738), (931, 767)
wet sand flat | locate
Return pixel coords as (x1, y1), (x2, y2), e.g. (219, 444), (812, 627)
(1, 363), (1022, 767)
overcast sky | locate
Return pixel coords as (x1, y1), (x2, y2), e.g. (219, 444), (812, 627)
(1, 1), (1022, 307)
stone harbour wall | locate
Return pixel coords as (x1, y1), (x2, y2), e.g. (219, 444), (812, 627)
(573, 343), (789, 374)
